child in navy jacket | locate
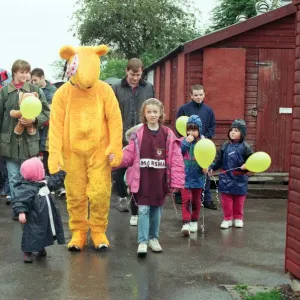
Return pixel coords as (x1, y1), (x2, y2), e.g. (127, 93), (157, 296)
(209, 119), (253, 229)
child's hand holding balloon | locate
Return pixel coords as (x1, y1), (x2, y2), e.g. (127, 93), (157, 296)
(186, 135), (194, 143)
(240, 164), (246, 170)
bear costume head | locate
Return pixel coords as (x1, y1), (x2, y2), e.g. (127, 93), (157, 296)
(60, 45), (109, 90)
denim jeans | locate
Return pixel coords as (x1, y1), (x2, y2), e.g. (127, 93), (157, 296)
(4, 178), (10, 195)
(138, 205), (162, 243)
(6, 159), (25, 201)
(203, 175), (212, 204)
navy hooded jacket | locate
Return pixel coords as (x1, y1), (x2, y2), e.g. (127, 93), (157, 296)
(210, 119), (253, 195)
(12, 171), (66, 252)
(181, 115), (206, 189)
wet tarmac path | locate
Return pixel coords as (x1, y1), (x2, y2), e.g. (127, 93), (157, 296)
(0, 194), (289, 300)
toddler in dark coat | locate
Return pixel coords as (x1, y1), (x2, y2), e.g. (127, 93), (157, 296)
(209, 119), (253, 229)
(12, 157), (65, 263)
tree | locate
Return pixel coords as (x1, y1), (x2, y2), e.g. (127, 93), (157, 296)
(50, 60), (66, 81)
(72, 0), (201, 63)
(210, 0), (281, 32)
(100, 58), (127, 80)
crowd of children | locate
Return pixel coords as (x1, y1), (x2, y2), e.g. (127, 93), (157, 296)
(1, 60), (254, 261)
(109, 97), (253, 257)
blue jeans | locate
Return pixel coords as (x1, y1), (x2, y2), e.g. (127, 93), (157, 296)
(6, 159), (25, 201)
(4, 178), (10, 196)
(138, 205), (162, 243)
(203, 175), (212, 204)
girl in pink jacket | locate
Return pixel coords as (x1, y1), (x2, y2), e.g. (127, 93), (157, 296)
(109, 98), (185, 258)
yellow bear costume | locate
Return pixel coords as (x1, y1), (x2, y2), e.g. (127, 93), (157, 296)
(48, 45), (123, 251)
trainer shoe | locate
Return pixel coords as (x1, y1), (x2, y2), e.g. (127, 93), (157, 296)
(23, 252), (34, 263)
(130, 215), (138, 226)
(234, 219), (244, 228)
(190, 222), (198, 233)
(116, 197), (130, 212)
(57, 188), (66, 197)
(149, 238), (162, 253)
(181, 223), (190, 236)
(220, 220), (233, 229)
(137, 243), (147, 257)
(5, 195), (11, 205)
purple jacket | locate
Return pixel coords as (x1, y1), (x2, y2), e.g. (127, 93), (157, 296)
(119, 124), (185, 193)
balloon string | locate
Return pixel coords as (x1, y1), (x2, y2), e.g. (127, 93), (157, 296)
(210, 175), (220, 205)
(200, 175), (206, 233)
(170, 192), (179, 216)
(210, 167), (240, 176)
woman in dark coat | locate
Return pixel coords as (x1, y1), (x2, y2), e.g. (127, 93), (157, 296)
(12, 157), (65, 263)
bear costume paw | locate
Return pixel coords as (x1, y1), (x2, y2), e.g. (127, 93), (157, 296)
(90, 232), (110, 250)
(68, 231), (87, 251)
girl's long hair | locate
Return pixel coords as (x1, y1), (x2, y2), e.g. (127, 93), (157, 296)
(140, 98), (165, 124)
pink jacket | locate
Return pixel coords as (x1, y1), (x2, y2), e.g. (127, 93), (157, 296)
(119, 125), (185, 193)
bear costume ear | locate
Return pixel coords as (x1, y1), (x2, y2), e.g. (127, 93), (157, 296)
(59, 45), (76, 60)
(93, 45), (109, 57)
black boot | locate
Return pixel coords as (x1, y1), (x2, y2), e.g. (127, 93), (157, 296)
(37, 248), (47, 257)
(203, 202), (217, 210)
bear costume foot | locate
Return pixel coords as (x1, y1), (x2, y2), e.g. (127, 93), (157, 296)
(68, 231), (87, 251)
(90, 232), (110, 250)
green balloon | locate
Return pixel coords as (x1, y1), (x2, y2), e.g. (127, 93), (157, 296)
(194, 139), (216, 168)
(176, 116), (189, 137)
(20, 96), (42, 119)
(245, 152), (271, 173)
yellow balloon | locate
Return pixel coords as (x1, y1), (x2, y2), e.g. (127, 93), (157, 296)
(194, 139), (216, 168)
(20, 96), (42, 119)
(175, 116), (189, 137)
(245, 151), (271, 173)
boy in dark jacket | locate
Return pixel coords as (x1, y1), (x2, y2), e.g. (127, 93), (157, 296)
(12, 157), (65, 263)
(180, 115), (207, 236)
(176, 84), (217, 210)
(209, 119), (253, 229)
